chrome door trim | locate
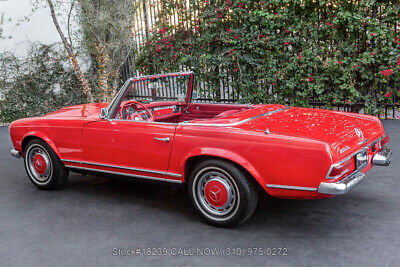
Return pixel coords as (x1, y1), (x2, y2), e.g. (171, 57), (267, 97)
(61, 159), (182, 178)
(65, 164), (182, 184)
(266, 184), (318, 191)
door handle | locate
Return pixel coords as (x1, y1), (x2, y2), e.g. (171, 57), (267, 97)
(154, 137), (170, 142)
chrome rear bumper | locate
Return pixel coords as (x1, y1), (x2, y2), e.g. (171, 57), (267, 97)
(318, 171), (365, 195)
(372, 147), (391, 166)
(10, 149), (21, 158)
(318, 146), (391, 195)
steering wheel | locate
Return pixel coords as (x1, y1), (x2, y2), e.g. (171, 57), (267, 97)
(119, 100), (155, 122)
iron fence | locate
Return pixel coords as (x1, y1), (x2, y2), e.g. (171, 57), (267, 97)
(121, 0), (399, 119)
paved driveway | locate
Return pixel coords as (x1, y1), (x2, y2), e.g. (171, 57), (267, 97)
(0, 121), (399, 267)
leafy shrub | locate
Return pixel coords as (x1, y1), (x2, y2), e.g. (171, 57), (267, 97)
(0, 43), (86, 122)
(135, 0), (400, 114)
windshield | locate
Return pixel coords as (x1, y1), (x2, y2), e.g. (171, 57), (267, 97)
(124, 73), (192, 102)
(106, 72), (193, 119)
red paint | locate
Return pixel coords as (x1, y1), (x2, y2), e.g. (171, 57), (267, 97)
(9, 72), (389, 199)
(204, 180), (228, 207)
(33, 154), (46, 175)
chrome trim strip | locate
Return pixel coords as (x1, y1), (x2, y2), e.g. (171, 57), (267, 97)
(358, 138), (369, 145)
(61, 159), (182, 178)
(64, 165), (83, 170)
(166, 172), (182, 178)
(62, 159), (81, 164)
(180, 107), (290, 127)
(84, 161), (166, 175)
(266, 184), (317, 191)
(66, 165), (182, 184)
(10, 149), (21, 158)
(109, 119), (178, 125)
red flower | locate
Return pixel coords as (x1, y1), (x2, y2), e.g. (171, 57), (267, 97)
(332, 99), (336, 104)
(285, 29), (289, 33)
(195, 26), (200, 32)
(238, 2), (244, 9)
(298, 54), (303, 59)
(284, 41), (290, 45)
(338, 61), (342, 65)
(381, 69), (393, 77)
(326, 22), (332, 27)
(234, 34), (239, 40)
(397, 56), (400, 66)
(217, 13), (224, 19)
(233, 67), (239, 72)
(307, 76), (313, 82)
(156, 45), (161, 52)
(384, 91), (393, 98)
(159, 27), (167, 34)
(371, 32), (377, 37)
(228, 49), (235, 55)
(271, 82), (275, 86)
(226, 28), (232, 33)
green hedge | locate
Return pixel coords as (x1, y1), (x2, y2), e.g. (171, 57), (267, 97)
(0, 43), (86, 123)
(135, 0), (400, 114)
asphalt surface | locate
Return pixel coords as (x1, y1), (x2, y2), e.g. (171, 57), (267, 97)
(0, 120), (399, 267)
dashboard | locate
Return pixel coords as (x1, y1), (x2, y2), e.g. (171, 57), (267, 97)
(115, 104), (181, 121)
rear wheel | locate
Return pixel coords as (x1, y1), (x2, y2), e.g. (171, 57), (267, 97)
(24, 139), (68, 190)
(188, 159), (258, 227)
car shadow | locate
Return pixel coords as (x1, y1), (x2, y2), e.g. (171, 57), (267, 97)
(64, 172), (379, 237)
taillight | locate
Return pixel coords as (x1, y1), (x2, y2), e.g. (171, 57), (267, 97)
(380, 135), (389, 148)
(326, 158), (353, 179)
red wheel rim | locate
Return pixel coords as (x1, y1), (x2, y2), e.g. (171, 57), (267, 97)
(204, 180), (229, 207)
(33, 154), (47, 175)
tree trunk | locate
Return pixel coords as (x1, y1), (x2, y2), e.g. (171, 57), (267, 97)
(46, 0), (94, 103)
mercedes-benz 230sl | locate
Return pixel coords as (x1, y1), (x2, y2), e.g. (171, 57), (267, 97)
(9, 72), (392, 227)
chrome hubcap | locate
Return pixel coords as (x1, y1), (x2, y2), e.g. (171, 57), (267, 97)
(196, 168), (237, 217)
(27, 146), (52, 183)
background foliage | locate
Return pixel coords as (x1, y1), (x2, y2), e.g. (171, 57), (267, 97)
(136, 0), (400, 114)
(0, 43), (85, 122)
(77, 0), (138, 101)
(1, 0), (400, 123)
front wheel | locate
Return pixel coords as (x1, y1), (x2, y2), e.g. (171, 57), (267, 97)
(24, 139), (68, 190)
(188, 159), (258, 227)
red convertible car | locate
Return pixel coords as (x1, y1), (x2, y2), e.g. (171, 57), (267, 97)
(9, 72), (392, 227)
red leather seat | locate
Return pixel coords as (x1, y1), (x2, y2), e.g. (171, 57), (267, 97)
(214, 109), (241, 118)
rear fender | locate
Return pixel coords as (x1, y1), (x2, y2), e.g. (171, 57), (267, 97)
(182, 147), (264, 188)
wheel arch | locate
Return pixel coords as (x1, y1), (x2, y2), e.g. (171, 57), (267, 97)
(21, 132), (61, 158)
(182, 148), (264, 190)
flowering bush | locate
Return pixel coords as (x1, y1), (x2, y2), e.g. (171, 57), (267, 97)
(135, 0), (400, 115)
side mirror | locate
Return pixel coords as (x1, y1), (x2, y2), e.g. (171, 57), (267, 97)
(100, 108), (108, 119)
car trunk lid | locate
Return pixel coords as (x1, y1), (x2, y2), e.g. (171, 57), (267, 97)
(242, 107), (383, 157)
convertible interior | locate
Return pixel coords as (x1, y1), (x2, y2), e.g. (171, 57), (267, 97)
(112, 72), (251, 123)
(114, 101), (251, 123)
